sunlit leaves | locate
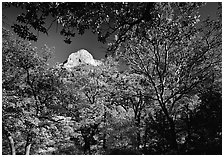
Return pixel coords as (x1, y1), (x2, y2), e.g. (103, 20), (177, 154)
(2, 28), (60, 155)
(4, 2), (156, 46)
(2, 3), (222, 154)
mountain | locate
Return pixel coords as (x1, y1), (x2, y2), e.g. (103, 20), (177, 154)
(62, 49), (102, 69)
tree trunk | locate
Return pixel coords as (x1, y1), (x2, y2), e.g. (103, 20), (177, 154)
(25, 134), (32, 155)
(103, 133), (107, 150)
(103, 107), (107, 150)
(25, 143), (32, 155)
(167, 117), (178, 151)
(160, 103), (178, 151)
(137, 129), (141, 149)
(3, 126), (16, 155)
(8, 136), (16, 155)
(84, 142), (91, 154)
(135, 114), (141, 149)
(143, 127), (148, 153)
(83, 136), (91, 154)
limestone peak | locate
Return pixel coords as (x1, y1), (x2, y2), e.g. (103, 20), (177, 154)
(62, 49), (102, 69)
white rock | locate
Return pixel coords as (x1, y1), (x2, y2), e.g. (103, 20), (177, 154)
(116, 105), (126, 113)
(63, 49), (102, 69)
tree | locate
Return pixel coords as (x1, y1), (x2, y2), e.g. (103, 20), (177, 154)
(2, 2), (221, 155)
(54, 57), (121, 154)
(108, 71), (153, 149)
(113, 2), (221, 152)
(187, 89), (221, 154)
(3, 2), (156, 47)
(2, 27), (61, 155)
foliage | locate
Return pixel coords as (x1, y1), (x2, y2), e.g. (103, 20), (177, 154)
(113, 2), (221, 152)
(187, 89), (222, 154)
(2, 27), (61, 155)
(2, 2), (222, 155)
(3, 2), (156, 47)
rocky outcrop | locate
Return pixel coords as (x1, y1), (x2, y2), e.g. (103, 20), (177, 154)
(62, 49), (102, 69)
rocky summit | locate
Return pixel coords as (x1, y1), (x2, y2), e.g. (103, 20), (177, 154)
(62, 49), (102, 69)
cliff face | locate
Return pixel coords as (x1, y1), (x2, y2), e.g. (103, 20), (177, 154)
(63, 49), (102, 69)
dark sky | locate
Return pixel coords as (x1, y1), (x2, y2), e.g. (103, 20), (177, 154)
(2, 2), (219, 66)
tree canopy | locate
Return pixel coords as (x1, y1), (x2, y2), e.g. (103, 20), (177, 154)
(2, 2), (222, 155)
(4, 2), (155, 46)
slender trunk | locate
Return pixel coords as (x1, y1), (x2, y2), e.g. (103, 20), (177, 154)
(103, 106), (107, 150)
(185, 110), (192, 149)
(25, 143), (32, 155)
(25, 134), (32, 155)
(137, 129), (141, 149)
(83, 136), (91, 154)
(84, 142), (91, 155)
(3, 126), (16, 155)
(8, 136), (16, 155)
(167, 117), (178, 151)
(160, 103), (178, 151)
(103, 133), (107, 150)
(136, 114), (141, 149)
(143, 127), (148, 153)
